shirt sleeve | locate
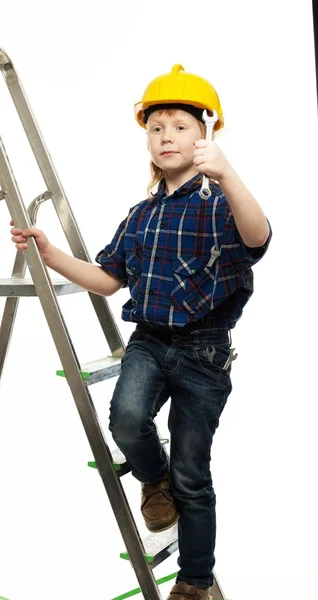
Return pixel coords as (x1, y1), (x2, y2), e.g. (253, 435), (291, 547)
(95, 215), (128, 287)
(223, 209), (273, 273)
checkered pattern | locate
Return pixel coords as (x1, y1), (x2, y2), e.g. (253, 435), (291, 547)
(95, 174), (272, 329)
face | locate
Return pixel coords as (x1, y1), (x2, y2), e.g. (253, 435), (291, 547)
(146, 109), (207, 175)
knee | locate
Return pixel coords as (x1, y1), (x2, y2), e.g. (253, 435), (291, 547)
(170, 466), (216, 505)
(109, 406), (151, 441)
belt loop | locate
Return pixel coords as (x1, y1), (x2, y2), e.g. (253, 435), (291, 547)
(192, 330), (200, 349)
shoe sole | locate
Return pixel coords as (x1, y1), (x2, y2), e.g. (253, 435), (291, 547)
(145, 512), (180, 533)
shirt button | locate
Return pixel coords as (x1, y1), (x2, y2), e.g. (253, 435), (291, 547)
(160, 223), (165, 229)
(149, 290), (154, 295)
(154, 256), (159, 262)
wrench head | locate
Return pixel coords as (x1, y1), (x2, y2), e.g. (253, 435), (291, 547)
(199, 188), (212, 199)
(202, 109), (219, 125)
(230, 349), (238, 361)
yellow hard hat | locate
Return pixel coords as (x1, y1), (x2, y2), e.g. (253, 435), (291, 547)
(134, 64), (224, 131)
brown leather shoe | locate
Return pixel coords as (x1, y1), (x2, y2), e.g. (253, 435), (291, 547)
(141, 472), (179, 532)
(167, 582), (212, 599)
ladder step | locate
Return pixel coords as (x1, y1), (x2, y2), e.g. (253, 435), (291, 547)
(0, 277), (85, 297)
(111, 571), (178, 600)
(120, 523), (178, 569)
(56, 355), (122, 384)
(88, 446), (130, 476)
(88, 440), (169, 478)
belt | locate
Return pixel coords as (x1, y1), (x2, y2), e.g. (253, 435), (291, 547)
(135, 322), (231, 345)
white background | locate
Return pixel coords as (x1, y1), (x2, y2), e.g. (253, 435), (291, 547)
(0, 1), (318, 599)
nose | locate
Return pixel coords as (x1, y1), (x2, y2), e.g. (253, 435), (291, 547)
(161, 126), (173, 144)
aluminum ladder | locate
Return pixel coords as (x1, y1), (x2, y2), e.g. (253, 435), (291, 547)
(0, 48), (227, 600)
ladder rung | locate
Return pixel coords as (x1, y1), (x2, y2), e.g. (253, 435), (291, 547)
(120, 523), (178, 568)
(111, 571), (178, 600)
(56, 355), (122, 384)
(88, 446), (130, 476)
(0, 278), (85, 297)
(88, 440), (169, 478)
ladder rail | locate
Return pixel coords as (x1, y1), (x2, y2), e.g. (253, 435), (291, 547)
(0, 135), (163, 600)
(0, 191), (50, 377)
(0, 47), (124, 356)
(0, 235), (26, 378)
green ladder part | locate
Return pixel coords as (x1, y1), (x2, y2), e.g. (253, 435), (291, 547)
(111, 572), (232, 600)
(56, 355), (122, 384)
(120, 523), (178, 567)
(111, 571), (178, 600)
(88, 439), (169, 473)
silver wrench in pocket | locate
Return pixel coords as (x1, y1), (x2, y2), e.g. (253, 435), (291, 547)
(223, 348), (238, 370)
(199, 109), (220, 200)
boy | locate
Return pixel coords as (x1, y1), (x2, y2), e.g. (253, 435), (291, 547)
(11, 64), (272, 600)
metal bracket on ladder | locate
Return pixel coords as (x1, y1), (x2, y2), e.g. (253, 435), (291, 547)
(0, 48), (228, 600)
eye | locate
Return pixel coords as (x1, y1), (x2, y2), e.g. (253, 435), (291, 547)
(176, 125), (185, 131)
(152, 126), (162, 132)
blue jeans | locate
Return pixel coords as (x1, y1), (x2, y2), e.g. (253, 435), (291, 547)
(109, 324), (233, 589)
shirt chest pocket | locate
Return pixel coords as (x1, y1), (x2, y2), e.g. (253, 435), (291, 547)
(171, 246), (221, 314)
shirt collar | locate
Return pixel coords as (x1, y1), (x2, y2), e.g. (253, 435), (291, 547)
(151, 173), (204, 200)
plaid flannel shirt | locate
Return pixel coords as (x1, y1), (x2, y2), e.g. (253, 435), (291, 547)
(95, 173), (272, 330)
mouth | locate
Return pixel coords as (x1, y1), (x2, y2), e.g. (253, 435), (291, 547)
(160, 151), (179, 156)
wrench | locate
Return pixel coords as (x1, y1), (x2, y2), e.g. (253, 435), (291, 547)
(222, 348), (238, 370)
(199, 109), (219, 200)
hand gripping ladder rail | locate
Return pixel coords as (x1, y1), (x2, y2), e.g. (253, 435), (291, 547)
(0, 49), (227, 600)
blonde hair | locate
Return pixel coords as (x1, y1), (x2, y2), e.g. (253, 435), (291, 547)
(146, 108), (218, 198)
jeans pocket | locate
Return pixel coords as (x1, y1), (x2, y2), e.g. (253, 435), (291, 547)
(194, 342), (231, 389)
